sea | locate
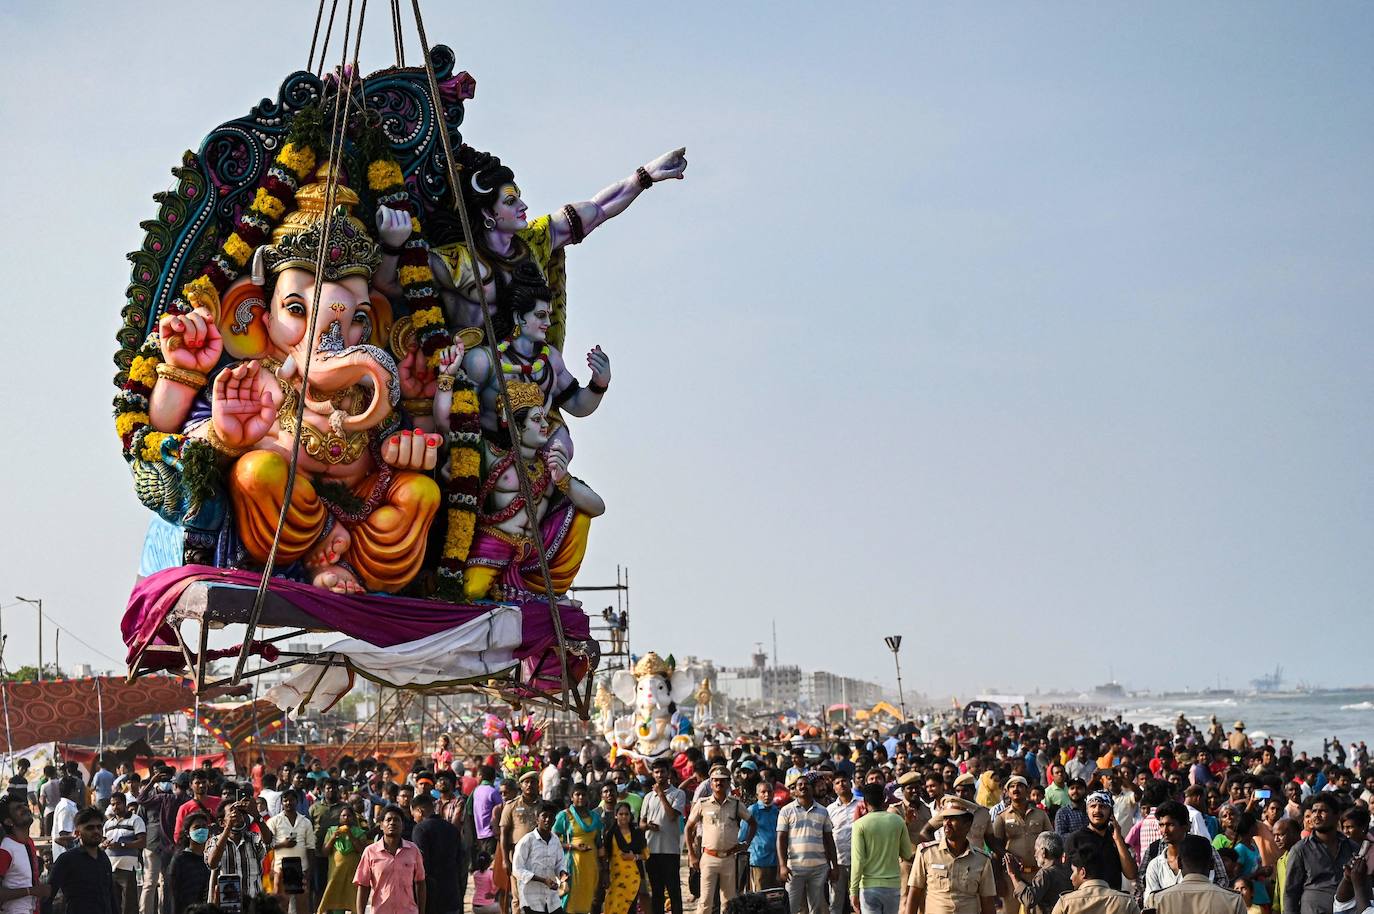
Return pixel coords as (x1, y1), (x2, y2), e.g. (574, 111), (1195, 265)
(1091, 690), (1374, 757)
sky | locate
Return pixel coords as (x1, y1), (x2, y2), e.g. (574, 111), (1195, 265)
(0, 2), (1370, 698)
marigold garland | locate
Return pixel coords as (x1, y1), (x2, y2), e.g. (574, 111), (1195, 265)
(115, 111), (324, 459)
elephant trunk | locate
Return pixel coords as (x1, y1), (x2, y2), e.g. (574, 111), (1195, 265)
(292, 344), (401, 432)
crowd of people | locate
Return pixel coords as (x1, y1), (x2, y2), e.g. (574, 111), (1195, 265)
(3, 710), (1374, 914)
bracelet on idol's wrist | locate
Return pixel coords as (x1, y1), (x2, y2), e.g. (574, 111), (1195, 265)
(588, 378), (609, 395)
(155, 362), (208, 389)
(635, 166), (654, 190)
(402, 397), (435, 414)
(206, 424), (250, 458)
(436, 374), (455, 392)
(380, 241), (406, 257)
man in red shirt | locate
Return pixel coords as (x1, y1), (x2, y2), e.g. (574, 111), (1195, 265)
(174, 771), (222, 843)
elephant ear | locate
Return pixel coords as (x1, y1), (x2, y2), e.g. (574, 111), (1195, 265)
(218, 276), (271, 360)
(611, 670), (637, 705)
(669, 670), (694, 704)
(368, 290), (393, 349)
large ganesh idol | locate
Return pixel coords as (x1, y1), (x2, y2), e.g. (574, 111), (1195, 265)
(603, 652), (697, 762)
(160, 169), (439, 594)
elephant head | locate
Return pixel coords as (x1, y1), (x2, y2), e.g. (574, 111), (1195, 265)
(613, 652), (694, 721)
(213, 166), (399, 432)
(261, 265), (400, 432)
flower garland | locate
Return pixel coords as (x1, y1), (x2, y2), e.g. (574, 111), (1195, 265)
(364, 145), (481, 599)
(115, 109), (323, 462)
(497, 340), (549, 378)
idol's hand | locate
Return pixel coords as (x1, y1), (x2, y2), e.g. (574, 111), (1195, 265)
(211, 361), (277, 448)
(159, 307), (223, 373)
(382, 429), (441, 471)
(586, 346), (611, 388)
(398, 346), (437, 398)
(376, 206), (414, 249)
(544, 448), (570, 485)
(644, 147), (687, 182)
(437, 344), (466, 376)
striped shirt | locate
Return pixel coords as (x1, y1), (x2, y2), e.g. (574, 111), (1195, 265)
(778, 800), (832, 869)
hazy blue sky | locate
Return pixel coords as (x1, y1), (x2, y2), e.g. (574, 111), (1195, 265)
(0, 2), (1370, 697)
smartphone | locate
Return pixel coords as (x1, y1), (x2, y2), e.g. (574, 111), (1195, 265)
(216, 874), (242, 914)
(1255, 789), (1271, 800)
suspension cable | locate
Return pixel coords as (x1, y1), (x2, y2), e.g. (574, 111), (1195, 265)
(235, 0), (360, 685)
(408, 0), (573, 708)
(306, 0), (328, 73)
(314, 0), (341, 78)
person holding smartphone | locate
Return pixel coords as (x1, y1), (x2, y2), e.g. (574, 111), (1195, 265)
(206, 797), (269, 904)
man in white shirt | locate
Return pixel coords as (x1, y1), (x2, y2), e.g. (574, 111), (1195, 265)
(512, 803), (567, 914)
(267, 789), (315, 914)
(827, 774), (862, 914)
(540, 758), (562, 805)
(50, 778), (82, 860)
(103, 791), (147, 914)
(259, 774), (284, 818)
(640, 759), (687, 914)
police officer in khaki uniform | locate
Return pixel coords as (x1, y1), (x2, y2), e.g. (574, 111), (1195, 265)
(686, 766), (756, 914)
(892, 772), (934, 890)
(905, 796), (997, 914)
(993, 776), (1053, 914)
(501, 770), (542, 911)
(951, 773), (993, 852)
(1049, 837), (1140, 914)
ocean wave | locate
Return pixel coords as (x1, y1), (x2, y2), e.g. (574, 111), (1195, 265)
(1176, 698), (1239, 708)
(1340, 701), (1374, 710)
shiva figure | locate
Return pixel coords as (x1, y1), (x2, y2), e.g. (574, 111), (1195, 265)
(373, 144), (687, 342)
(462, 261), (610, 445)
(155, 167), (443, 595)
(462, 381), (604, 601)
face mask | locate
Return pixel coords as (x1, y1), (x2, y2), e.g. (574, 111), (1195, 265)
(157, 782), (173, 793)
(189, 827), (210, 844)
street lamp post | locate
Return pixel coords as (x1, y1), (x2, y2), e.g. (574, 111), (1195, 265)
(14, 597), (42, 681)
(884, 635), (907, 721)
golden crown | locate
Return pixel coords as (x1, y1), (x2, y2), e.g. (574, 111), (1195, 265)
(633, 652), (672, 678)
(505, 381), (545, 412)
(262, 163), (381, 281)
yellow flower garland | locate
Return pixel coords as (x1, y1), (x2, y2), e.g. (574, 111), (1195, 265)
(411, 305), (444, 329)
(222, 232), (253, 268)
(277, 142), (317, 180)
(252, 187), (285, 220)
(367, 159), (404, 190)
(128, 355), (160, 388)
(398, 265), (432, 287)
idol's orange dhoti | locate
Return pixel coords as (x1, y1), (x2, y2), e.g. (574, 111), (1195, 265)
(229, 450), (440, 593)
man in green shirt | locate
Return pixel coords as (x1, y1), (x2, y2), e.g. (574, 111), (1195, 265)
(849, 783), (913, 914)
(1043, 764), (1070, 820)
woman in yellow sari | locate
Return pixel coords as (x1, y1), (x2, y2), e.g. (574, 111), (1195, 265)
(602, 802), (649, 914)
(318, 805), (368, 914)
(553, 784), (603, 914)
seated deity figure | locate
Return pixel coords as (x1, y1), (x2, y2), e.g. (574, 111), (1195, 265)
(462, 261), (610, 447)
(462, 381), (605, 601)
(155, 168), (444, 594)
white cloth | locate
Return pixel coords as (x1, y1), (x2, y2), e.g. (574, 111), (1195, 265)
(265, 606), (523, 712)
(103, 812), (147, 872)
(267, 812), (314, 862)
(0, 835), (35, 914)
(1186, 804), (1210, 838)
(511, 830), (567, 913)
(540, 765), (561, 803)
(51, 799), (78, 860)
(260, 788), (283, 818)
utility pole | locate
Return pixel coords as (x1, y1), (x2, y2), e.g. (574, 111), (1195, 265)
(14, 597), (42, 680)
(884, 635), (907, 721)
(772, 619), (778, 669)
